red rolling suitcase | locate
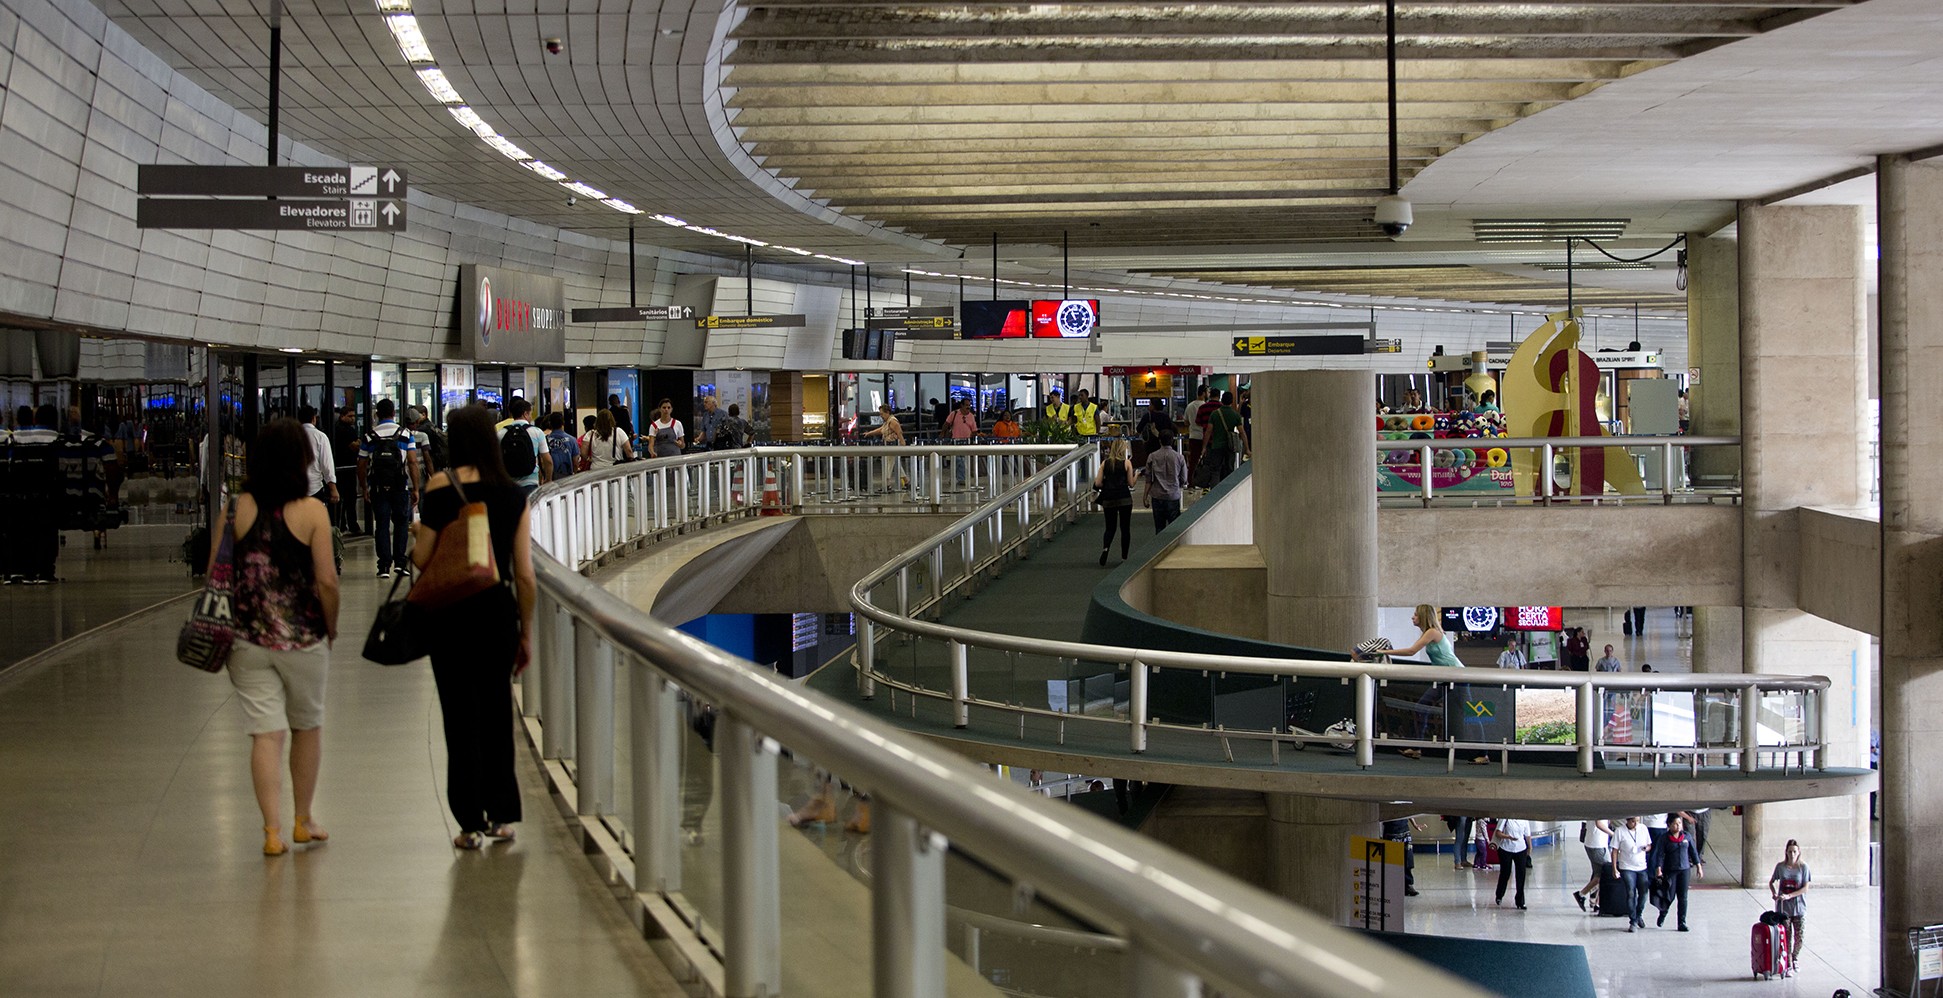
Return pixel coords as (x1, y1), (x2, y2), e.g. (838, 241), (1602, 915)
(1752, 916), (1790, 980)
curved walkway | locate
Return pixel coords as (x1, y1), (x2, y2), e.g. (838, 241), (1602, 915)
(0, 556), (683, 998)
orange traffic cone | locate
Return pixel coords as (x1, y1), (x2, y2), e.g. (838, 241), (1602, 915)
(760, 465), (783, 516)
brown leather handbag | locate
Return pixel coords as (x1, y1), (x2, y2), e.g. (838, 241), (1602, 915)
(407, 474), (500, 609)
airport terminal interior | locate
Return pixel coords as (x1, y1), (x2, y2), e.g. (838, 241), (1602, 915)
(2, 0), (1939, 996)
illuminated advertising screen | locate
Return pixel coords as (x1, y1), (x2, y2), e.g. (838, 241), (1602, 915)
(1502, 606), (1563, 631)
(1030, 299), (1100, 338)
(961, 299), (1031, 339)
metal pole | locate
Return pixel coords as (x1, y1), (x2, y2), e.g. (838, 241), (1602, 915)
(267, 0), (281, 168)
(1814, 688), (1829, 771)
(1356, 675), (1376, 769)
(1130, 660), (1149, 753)
(1661, 441), (1675, 502)
(950, 640), (970, 727)
(872, 803), (947, 998)
(859, 620), (877, 698)
(744, 244), (754, 316)
(719, 716), (782, 998)
(520, 592), (545, 716)
(628, 224), (638, 307)
(574, 622), (614, 816)
(635, 672), (683, 894)
(1384, 0), (1398, 194)
(1740, 685), (1761, 774)
(1576, 682), (1596, 774)
(543, 601), (576, 759)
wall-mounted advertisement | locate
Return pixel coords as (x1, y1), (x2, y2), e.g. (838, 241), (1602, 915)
(456, 264), (566, 364)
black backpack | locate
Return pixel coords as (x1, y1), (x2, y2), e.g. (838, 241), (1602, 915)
(364, 430), (406, 489)
(421, 427), (448, 473)
(712, 416), (744, 450)
(500, 423), (538, 478)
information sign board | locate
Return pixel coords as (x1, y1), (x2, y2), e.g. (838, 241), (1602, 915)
(1232, 334), (1365, 357)
(137, 164), (408, 198)
(571, 305), (695, 323)
(695, 314), (808, 329)
(1345, 836), (1406, 931)
(136, 198), (405, 231)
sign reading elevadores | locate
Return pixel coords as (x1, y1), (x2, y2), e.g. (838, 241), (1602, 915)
(136, 198), (407, 232)
(138, 164), (408, 198)
(572, 305), (696, 323)
(695, 314), (807, 330)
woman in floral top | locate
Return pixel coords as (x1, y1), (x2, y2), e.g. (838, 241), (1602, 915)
(214, 418), (340, 856)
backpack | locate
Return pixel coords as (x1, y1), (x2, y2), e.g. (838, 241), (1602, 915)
(500, 423), (538, 479)
(546, 431), (577, 478)
(421, 427), (448, 474)
(364, 430), (407, 489)
(711, 416), (743, 450)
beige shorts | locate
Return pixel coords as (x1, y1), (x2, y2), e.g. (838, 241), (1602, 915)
(228, 639), (329, 734)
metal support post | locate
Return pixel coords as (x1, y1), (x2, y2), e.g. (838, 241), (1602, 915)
(1419, 444), (1433, 502)
(634, 673), (683, 894)
(859, 620), (877, 698)
(1540, 443), (1555, 502)
(1576, 682), (1596, 774)
(574, 621), (615, 816)
(653, 470), (668, 530)
(719, 716), (783, 998)
(872, 803), (947, 998)
(1661, 442), (1676, 502)
(1740, 686), (1761, 774)
(1130, 660), (1149, 753)
(1355, 674), (1376, 769)
(1813, 688), (1829, 771)
(897, 566), (910, 617)
(523, 592), (549, 718)
(543, 601), (576, 759)
(930, 546), (944, 607)
(950, 640), (970, 727)
(789, 455), (803, 512)
(929, 451), (944, 505)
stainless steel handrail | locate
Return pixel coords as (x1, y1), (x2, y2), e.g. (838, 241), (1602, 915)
(525, 460), (1493, 998)
(851, 441), (1829, 775)
(1375, 433), (1740, 504)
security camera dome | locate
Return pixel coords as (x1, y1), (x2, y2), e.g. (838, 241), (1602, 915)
(1374, 195), (1413, 238)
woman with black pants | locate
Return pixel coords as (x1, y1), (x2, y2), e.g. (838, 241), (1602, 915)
(1651, 814), (1705, 930)
(411, 404), (537, 850)
(1094, 438), (1136, 565)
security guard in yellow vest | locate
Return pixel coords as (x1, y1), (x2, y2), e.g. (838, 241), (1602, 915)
(1044, 391), (1071, 427)
(1070, 389), (1101, 436)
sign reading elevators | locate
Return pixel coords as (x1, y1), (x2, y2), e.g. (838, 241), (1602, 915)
(694, 314), (807, 330)
(138, 164), (409, 198)
(1345, 836), (1406, 932)
(136, 198), (406, 231)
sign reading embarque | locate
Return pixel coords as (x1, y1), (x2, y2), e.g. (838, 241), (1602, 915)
(457, 264), (566, 364)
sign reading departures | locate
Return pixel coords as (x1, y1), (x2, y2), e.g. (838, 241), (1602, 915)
(694, 314), (808, 329)
(1231, 335), (1367, 357)
(135, 164), (408, 232)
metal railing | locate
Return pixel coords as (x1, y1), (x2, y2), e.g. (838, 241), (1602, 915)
(524, 449), (1489, 998)
(1375, 433), (1740, 504)
(851, 447), (1830, 779)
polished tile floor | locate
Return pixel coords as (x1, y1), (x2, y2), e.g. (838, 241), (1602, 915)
(0, 526), (201, 670)
(0, 543), (684, 998)
(1404, 810), (1879, 997)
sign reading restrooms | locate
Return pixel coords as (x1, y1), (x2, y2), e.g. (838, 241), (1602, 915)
(457, 264), (566, 364)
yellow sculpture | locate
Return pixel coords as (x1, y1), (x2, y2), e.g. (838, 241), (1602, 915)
(1502, 308), (1645, 498)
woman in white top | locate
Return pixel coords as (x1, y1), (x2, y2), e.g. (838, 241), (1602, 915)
(1609, 815), (1656, 930)
(581, 409), (633, 471)
(646, 398), (684, 459)
(1492, 817), (1533, 909)
(1574, 819), (1614, 911)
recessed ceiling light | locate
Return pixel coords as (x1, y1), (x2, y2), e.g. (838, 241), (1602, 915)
(649, 213), (688, 227)
(374, 0), (411, 11)
(384, 14), (434, 63)
(1473, 218), (1630, 243)
(483, 134), (530, 160)
(416, 67), (461, 103)
(561, 181), (608, 200)
(1535, 261), (1655, 272)
(522, 161), (567, 181)
(278, 347), (304, 353)
(448, 105), (486, 132)
(601, 198), (643, 214)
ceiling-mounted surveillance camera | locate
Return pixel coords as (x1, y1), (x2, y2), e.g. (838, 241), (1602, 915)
(565, 196), (577, 208)
(544, 37), (564, 55)
(1374, 195), (1413, 238)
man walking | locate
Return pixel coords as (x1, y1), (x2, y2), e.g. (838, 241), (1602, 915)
(1595, 644), (1624, 672)
(496, 397), (550, 499)
(332, 406), (363, 535)
(690, 395), (727, 452)
(357, 399), (420, 578)
(1610, 815), (1654, 931)
(298, 406), (338, 509)
(1496, 638), (1527, 670)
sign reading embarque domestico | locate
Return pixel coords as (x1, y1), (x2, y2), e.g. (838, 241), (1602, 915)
(457, 264), (566, 364)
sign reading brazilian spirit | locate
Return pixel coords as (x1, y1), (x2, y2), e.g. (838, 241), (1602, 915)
(695, 314), (807, 330)
(1231, 334), (1366, 357)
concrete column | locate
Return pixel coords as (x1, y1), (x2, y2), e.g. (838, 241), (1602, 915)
(1251, 371), (1376, 650)
(1265, 794), (1382, 922)
(1686, 231), (1742, 486)
(1736, 202), (1873, 888)
(1877, 154), (1943, 989)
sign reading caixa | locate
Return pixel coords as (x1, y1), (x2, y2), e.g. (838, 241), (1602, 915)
(456, 264), (566, 363)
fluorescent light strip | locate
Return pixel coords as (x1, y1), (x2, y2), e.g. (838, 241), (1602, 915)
(416, 67), (461, 103)
(650, 214), (688, 227)
(562, 181), (608, 200)
(374, 0), (411, 11)
(385, 14), (434, 63)
(448, 106), (486, 132)
(602, 199), (643, 214)
(483, 134), (530, 160)
(522, 160), (567, 181)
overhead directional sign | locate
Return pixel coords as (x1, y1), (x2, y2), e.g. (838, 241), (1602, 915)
(868, 305), (953, 320)
(1231, 334), (1366, 357)
(136, 198), (407, 231)
(866, 314), (955, 332)
(572, 305), (696, 323)
(695, 314), (807, 330)
(138, 164), (408, 198)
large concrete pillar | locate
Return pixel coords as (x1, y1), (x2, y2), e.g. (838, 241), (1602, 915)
(1251, 371), (1376, 650)
(1266, 794), (1382, 923)
(1736, 202), (1873, 887)
(1686, 231), (1742, 486)
(1877, 154), (1943, 989)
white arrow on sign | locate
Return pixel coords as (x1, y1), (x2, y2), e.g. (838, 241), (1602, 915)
(381, 202), (402, 226)
(381, 169), (402, 194)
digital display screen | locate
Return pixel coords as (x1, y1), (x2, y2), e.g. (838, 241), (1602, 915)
(790, 613), (818, 653)
(1502, 606), (1563, 631)
(961, 299), (1031, 339)
(1030, 299), (1100, 339)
